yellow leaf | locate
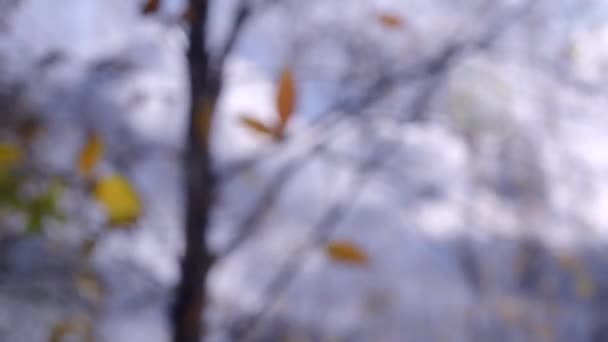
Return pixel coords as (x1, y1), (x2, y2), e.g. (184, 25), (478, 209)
(0, 143), (22, 168)
(326, 241), (369, 265)
(49, 314), (93, 342)
(93, 174), (142, 226)
(75, 271), (104, 303)
(142, 0), (160, 14)
(77, 134), (104, 177)
(276, 68), (296, 134)
(240, 115), (280, 138)
(378, 13), (404, 29)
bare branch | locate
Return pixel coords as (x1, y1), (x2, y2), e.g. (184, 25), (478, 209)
(214, 1), (251, 68)
(219, 143), (325, 258)
(231, 136), (397, 341)
(216, 3), (536, 339)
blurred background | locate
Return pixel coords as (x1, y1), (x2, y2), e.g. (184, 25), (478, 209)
(2, 0), (608, 341)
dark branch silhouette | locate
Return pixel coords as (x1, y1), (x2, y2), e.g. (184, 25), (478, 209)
(173, 0), (256, 340)
(172, 1), (213, 341)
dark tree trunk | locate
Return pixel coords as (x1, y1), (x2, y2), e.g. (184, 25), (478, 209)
(172, 0), (217, 341)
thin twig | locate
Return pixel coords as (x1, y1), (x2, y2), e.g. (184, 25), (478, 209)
(228, 5), (536, 335)
(233, 137), (396, 341)
(219, 2), (535, 339)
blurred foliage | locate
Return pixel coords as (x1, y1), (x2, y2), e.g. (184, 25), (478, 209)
(0, 119), (143, 236)
(0, 166), (65, 234)
(0, 143), (22, 166)
(49, 314), (94, 342)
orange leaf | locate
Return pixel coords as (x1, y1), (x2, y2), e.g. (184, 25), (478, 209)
(240, 116), (279, 138)
(77, 134), (104, 177)
(142, 0), (160, 15)
(276, 68), (296, 134)
(378, 13), (404, 29)
(326, 241), (369, 265)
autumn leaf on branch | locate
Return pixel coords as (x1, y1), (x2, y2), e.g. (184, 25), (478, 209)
(77, 133), (104, 178)
(240, 115), (279, 138)
(378, 13), (404, 29)
(326, 241), (370, 266)
(275, 67), (296, 137)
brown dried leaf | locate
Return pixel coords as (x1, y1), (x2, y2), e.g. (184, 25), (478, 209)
(240, 116), (278, 138)
(378, 13), (404, 29)
(326, 241), (369, 265)
(142, 0), (160, 15)
(276, 68), (296, 134)
(77, 133), (104, 177)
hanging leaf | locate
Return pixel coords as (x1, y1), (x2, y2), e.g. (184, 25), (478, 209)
(378, 13), (404, 29)
(93, 174), (142, 227)
(77, 133), (104, 177)
(326, 241), (369, 265)
(276, 67), (296, 134)
(75, 270), (104, 303)
(142, 0), (160, 15)
(240, 115), (279, 138)
(49, 314), (94, 342)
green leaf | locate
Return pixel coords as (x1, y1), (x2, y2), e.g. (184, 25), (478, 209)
(24, 180), (65, 234)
